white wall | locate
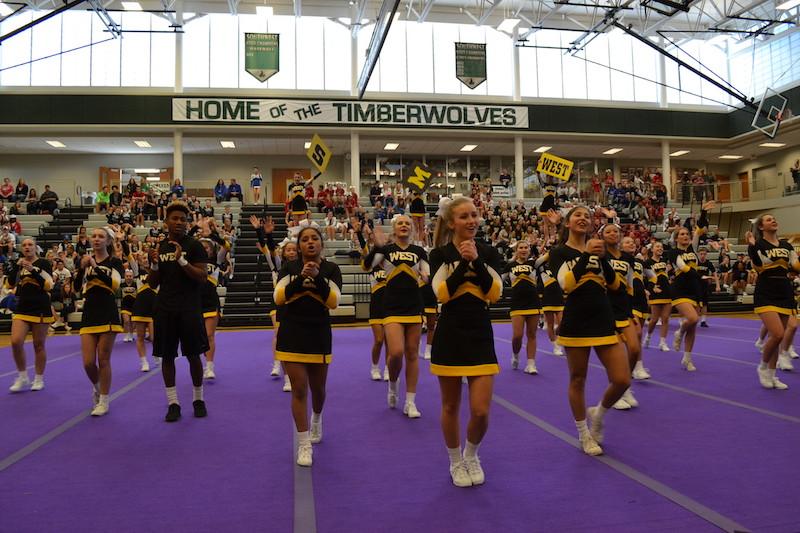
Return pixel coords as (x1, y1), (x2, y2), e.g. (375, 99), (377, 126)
(707, 145), (800, 200)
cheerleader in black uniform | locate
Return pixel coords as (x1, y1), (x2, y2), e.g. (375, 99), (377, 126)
(357, 228), (389, 381)
(538, 172), (560, 243)
(120, 269), (137, 344)
(503, 240), (541, 374)
(548, 206), (629, 457)
(362, 215), (429, 418)
(273, 226), (342, 467)
(534, 249), (564, 356)
(7, 238), (53, 393)
(696, 247), (718, 328)
(667, 201), (713, 371)
(409, 191), (427, 245)
(287, 173), (312, 221)
(200, 238), (222, 381)
(429, 197), (503, 487)
(747, 214), (800, 389)
(643, 241), (672, 352)
(622, 236), (651, 380)
(600, 220), (641, 410)
(420, 279), (438, 361)
(132, 250), (158, 370)
(75, 228), (124, 416)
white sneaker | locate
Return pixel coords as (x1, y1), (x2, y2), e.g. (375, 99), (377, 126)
(92, 388), (100, 407)
(757, 366), (774, 389)
(772, 375), (789, 390)
(777, 352), (794, 371)
(140, 359), (150, 373)
(296, 443), (313, 467)
(511, 353), (519, 370)
(643, 334), (651, 349)
(612, 398), (631, 410)
(204, 367), (216, 380)
(370, 367), (381, 381)
(423, 345), (432, 360)
(270, 361), (280, 378)
(382, 368), (389, 381)
(586, 407), (604, 444)
(403, 401), (421, 418)
(580, 433), (603, 456)
(659, 341), (670, 352)
(282, 375), (292, 392)
(681, 354), (697, 372)
(387, 388), (398, 409)
(553, 344), (564, 357)
(523, 360), (538, 374)
(30, 378), (44, 391)
(622, 389), (638, 408)
(449, 461), (473, 487)
(755, 338), (765, 351)
(673, 330), (683, 352)
(152, 357), (161, 367)
(90, 402), (109, 417)
(310, 421), (323, 443)
(789, 346), (799, 359)
(463, 456), (485, 485)
(9, 375), (30, 393)
(632, 362), (651, 380)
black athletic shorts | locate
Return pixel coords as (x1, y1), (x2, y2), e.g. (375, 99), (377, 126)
(153, 307), (209, 359)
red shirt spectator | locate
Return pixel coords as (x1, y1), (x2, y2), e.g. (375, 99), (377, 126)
(305, 185), (315, 201)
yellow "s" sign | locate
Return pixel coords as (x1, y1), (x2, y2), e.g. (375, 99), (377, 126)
(306, 134), (332, 174)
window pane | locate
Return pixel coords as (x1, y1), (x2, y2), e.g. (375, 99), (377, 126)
(121, 12), (150, 86)
(632, 39), (657, 102)
(92, 13), (121, 86)
(609, 32), (633, 101)
(323, 18), (351, 91)
(562, 33), (586, 99)
(486, 27), (512, 96)
(406, 22), (433, 93)
(1, 12), (33, 85)
(262, 15), (296, 90)
(584, 34), (609, 100)
(209, 14), (238, 88)
(31, 11), (61, 86)
(519, 46), (538, 97)
(61, 11), (91, 86)
(537, 30), (562, 98)
(150, 16), (175, 87)
(432, 22), (459, 95)
(458, 24), (486, 96)
(357, 24), (380, 93)
(182, 15), (209, 87)
(296, 17), (324, 90)
(378, 19), (407, 93)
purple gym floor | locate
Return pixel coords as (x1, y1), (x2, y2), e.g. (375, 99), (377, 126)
(0, 317), (798, 532)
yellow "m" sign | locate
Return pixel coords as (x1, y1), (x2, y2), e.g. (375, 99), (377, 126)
(536, 152), (574, 181)
(404, 162), (433, 193)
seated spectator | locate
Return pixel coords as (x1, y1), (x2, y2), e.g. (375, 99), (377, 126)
(9, 215), (21, 236)
(142, 193), (157, 221)
(96, 185), (110, 213)
(75, 226), (90, 255)
(221, 205), (234, 226)
(156, 192), (169, 220)
(227, 179), (243, 202)
(109, 185), (123, 207)
(126, 177), (139, 197)
(0, 226), (15, 256)
(171, 178), (185, 199)
(369, 180), (382, 206)
(15, 179), (28, 203)
(200, 199), (214, 219)
(498, 168), (512, 188)
(0, 178), (14, 202)
(9, 202), (24, 216)
(39, 185), (59, 214)
(373, 201), (387, 224)
(214, 179), (227, 203)
(322, 211), (337, 241)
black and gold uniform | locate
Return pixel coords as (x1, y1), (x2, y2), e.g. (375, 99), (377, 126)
(644, 256), (671, 305)
(539, 174), (558, 212)
(696, 258), (716, 307)
(269, 271), (285, 328)
(504, 259), (541, 317)
(631, 258), (649, 319)
(75, 256), (124, 334)
(409, 192), (426, 218)
(288, 181), (308, 215)
(549, 245), (620, 347)
(9, 258), (54, 324)
(535, 252), (564, 312)
(363, 243), (429, 324)
(273, 259), (342, 364)
(665, 244), (702, 307)
(420, 281), (438, 315)
(748, 238), (800, 315)
(132, 270), (157, 324)
(120, 278), (138, 318)
(606, 249), (635, 329)
(369, 269), (388, 325)
(201, 262), (222, 319)
(429, 241), (503, 376)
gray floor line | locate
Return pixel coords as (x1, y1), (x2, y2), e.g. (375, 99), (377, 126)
(0, 350), (83, 378)
(293, 428), (317, 533)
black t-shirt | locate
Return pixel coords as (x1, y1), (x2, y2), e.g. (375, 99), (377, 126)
(201, 207), (214, 218)
(109, 192), (123, 206)
(155, 235), (207, 312)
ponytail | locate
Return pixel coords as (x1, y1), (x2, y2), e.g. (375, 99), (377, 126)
(432, 196), (473, 248)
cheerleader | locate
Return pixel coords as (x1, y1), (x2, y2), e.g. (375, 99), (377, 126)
(357, 228), (389, 381)
(409, 190), (427, 245)
(643, 242), (672, 352)
(200, 238), (222, 380)
(504, 240), (541, 374)
(622, 236), (651, 380)
(548, 206), (629, 457)
(429, 197), (503, 487)
(696, 247), (718, 328)
(273, 226), (342, 467)
(600, 220), (641, 410)
(287, 172), (312, 219)
(75, 228), (124, 416)
(7, 238), (53, 393)
(362, 215), (429, 418)
(534, 249), (564, 356)
(667, 201), (714, 371)
(747, 214), (799, 389)
(119, 269), (137, 343)
(131, 250), (157, 371)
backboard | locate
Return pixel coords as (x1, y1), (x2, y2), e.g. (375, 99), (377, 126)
(751, 87), (788, 139)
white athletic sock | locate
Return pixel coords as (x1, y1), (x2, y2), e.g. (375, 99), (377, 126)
(371, 363), (379, 371)
(193, 386), (204, 402)
(683, 351), (692, 361)
(93, 382), (100, 393)
(389, 380), (399, 393)
(447, 446), (462, 466)
(98, 394), (109, 406)
(701, 314), (707, 322)
(33, 374), (43, 382)
(297, 430), (311, 446)
(595, 402), (608, 418)
(659, 336), (667, 343)
(575, 419), (590, 439)
(311, 412), (322, 425)
(406, 392), (416, 404)
(206, 361), (214, 371)
(512, 350), (520, 357)
(166, 386), (178, 405)
(634, 360), (645, 371)
(464, 440), (480, 458)
(759, 361), (768, 370)
(17, 370), (27, 379)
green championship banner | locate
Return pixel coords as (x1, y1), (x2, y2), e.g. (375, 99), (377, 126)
(455, 43), (486, 90)
(172, 98), (529, 129)
(244, 33), (279, 83)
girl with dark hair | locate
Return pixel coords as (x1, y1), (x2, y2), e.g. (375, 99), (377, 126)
(504, 240), (541, 374)
(643, 241), (672, 352)
(623, 236), (651, 380)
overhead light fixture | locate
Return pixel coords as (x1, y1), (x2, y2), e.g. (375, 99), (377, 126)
(220, 141), (236, 149)
(384, 143), (399, 151)
(0, 3), (14, 16)
(134, 168), (162, 173)
(777, 0), (800, 9)
(303, 141), (311, 149)
(497, 18), (521, 33)
(534, 146), (552, 153)
(718, 154), (743, 159)
(759, 142), (786, 148)
(46, 140), (66, 148)
(256, 5), (273, 16)
(146, 177), (161, 181)
(669, 150), (690, 157)
(460, 144), (478, 152)
(603, 148), (623, 155)
(121, 1), (142, 10)
(134, 140), (151, 148)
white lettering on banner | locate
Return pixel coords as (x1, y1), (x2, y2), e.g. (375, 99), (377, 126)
(172, 99), (529, 129)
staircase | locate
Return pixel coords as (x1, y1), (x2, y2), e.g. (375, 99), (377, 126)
(38, 206), (94, 250)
